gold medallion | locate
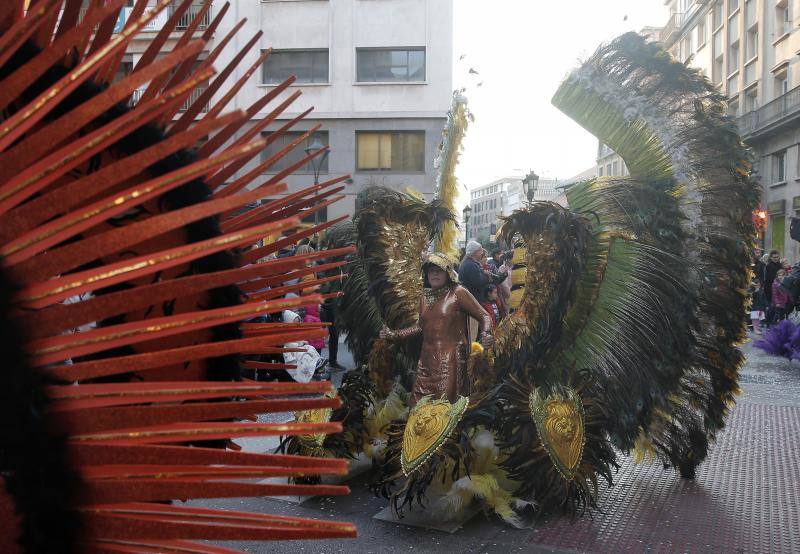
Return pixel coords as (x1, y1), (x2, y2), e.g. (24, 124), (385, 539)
(401, 395), (468, 476)
(529, 387), (586, 480)
(295, 390), (337, 448)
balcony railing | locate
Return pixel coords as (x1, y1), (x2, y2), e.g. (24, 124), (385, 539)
(737, 84), (800, 138)
(661, 12), (685, 43)
(80, 2), (212, 33)
(179, 86), (209, 112)
(130, 86), (209, 113)
(169, 2), (211, 31)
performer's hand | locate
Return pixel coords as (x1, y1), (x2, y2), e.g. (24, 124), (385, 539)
(480, 332), (494, 348)
(379, 325), (393, 340)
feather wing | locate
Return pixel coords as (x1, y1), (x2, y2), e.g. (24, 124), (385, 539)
(496, 33), (758, 482)
(553, 33), (759, 475)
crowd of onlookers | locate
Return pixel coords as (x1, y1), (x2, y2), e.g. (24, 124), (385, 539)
(750, 247), (796, 333)
(248, 237), (343, 383)
(457, 240), (514, 337)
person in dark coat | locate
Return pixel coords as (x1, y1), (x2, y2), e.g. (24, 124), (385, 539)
(458, 241), (507, 303)
(752, 247), (764, 283)
(761, 250), (782, 304)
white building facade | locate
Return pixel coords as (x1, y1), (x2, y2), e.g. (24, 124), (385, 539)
(467, 176), (561, 245)
(118, 0), (453, 222)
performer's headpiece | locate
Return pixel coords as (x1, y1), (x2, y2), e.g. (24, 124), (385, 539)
(422, 252), (460, 283)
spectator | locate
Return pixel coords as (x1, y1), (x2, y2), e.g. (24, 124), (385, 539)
(458, 240), (507, 303)
(750, 277), (767, 334)
(320, 265), (344, 370)
(481, 284), (507, 329)
(752, 247), (764, 280)
(303, 303), (327, 353)
(295, 244), (319, 295)
(487, 249), (504, 272)
(761, 250), (782, 307)
(771, 269), (792, 324)
(281, 310), (327, 382)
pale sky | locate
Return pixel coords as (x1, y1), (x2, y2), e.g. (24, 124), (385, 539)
(452, 0), (669, 192)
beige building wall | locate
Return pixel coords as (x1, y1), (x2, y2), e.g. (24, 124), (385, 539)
(661, 0), (800, 261)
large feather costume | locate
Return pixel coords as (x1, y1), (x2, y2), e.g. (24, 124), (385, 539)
(302, 32), (759, 523)
(0, 1), (358, 552)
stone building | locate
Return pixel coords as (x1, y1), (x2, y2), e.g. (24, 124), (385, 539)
(660, 0), (800, 258)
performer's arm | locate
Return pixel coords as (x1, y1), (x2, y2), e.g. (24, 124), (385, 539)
(455, 287), (494, 347)
(379, 298), (423, 341)
(380, 324), (422, 341)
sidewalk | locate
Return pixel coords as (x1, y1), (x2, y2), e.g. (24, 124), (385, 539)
(527, 338), (800, 552)
(197, 337), (800, 553)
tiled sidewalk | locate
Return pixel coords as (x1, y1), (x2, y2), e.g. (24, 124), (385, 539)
(529, 339), (800, 553)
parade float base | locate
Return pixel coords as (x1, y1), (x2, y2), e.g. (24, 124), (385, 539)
(262, 453), (372, 504)
(373, 497), (482, 533)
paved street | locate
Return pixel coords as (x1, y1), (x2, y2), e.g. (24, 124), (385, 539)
(194, 337), (800, 553)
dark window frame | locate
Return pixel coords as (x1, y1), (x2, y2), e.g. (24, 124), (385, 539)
(261, 48), (330, 85)
(356, 47), (426, 83)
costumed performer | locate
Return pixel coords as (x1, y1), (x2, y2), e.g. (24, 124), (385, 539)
(380, 253), (493, 404)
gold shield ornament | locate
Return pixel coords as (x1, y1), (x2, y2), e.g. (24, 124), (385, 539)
(401, 395), (468, 476)
(529, 387), (586, 480)
(295, 390), (337, 449)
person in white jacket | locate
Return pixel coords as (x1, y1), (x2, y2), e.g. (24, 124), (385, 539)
(281, 310), (327, 382)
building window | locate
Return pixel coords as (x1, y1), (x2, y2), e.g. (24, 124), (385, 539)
(728, 97), (739, 116)
(612, 160), (619, 176)
(728, 0), (739, 16)
(775, 74), (789, 99)
(728, 41), (740, 75)
(356, 131), (425, 172)
(356, 48), (425, 83)
(262, 49), (329, 85)
(777, 3), (791, 37)
(598, 166), (604, 177)
(712, 2), (723, 29)
(775, 151), (787, 182)
(260, 131), (329, 173)
(606, 163), (612, 176)
(745, 27), (758, 60)
(697, 20), (707, 48)
(745, 0), (756, 27)
(745, 89), (758, 112)
(681, 36), (693, 62)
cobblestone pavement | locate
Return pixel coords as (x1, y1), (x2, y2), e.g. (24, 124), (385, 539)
(195, 337), (800, 553)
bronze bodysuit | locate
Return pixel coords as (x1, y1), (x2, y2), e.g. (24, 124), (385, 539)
(394, 285), (492, 404)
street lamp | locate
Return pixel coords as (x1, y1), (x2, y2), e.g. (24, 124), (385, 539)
(522, 170), (539, 205)
(462, 204), (472, 245)
(304, 133), (330, 227)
